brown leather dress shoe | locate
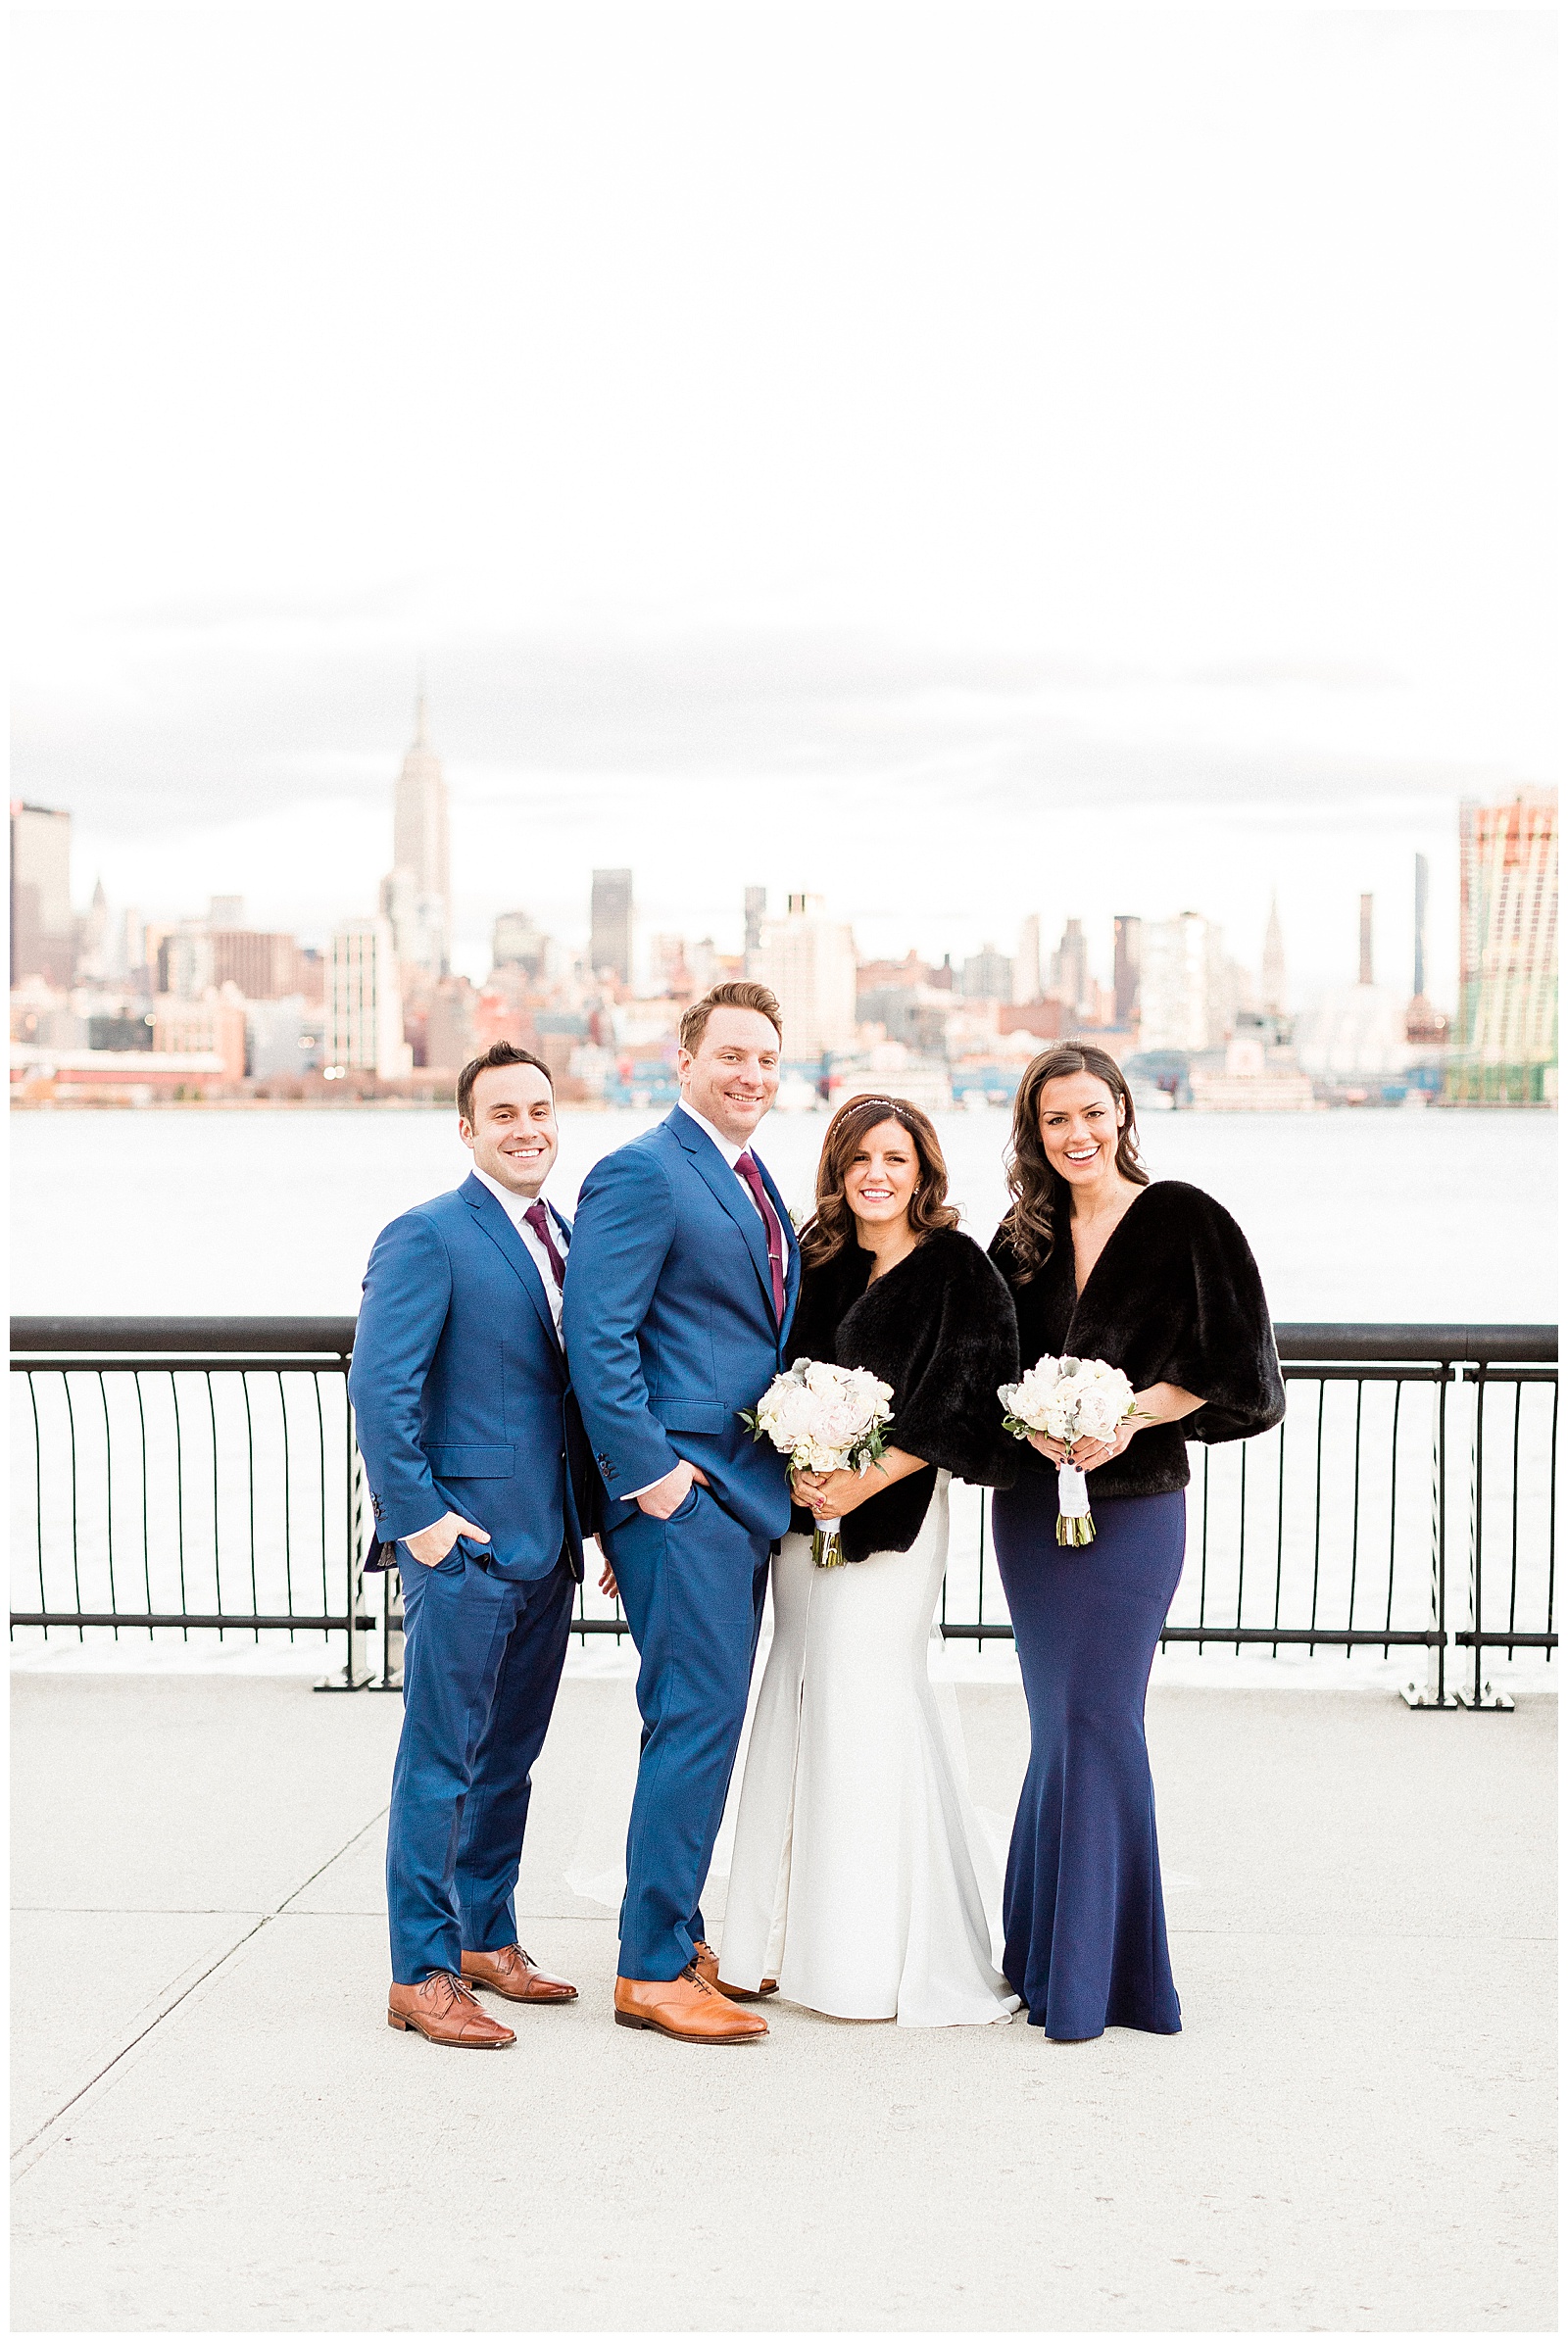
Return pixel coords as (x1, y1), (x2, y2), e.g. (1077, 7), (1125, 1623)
(614, 1966), (769, 2044)
(462, 1944), (578, 2003)
(387, 1971), (516, 2048)
(692, 1938), (778, 2003)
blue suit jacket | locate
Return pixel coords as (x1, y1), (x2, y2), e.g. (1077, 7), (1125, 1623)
(562, 1106), (800, 1541)
(348, 1175), (590, 1581)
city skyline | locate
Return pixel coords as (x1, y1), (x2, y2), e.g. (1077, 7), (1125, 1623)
(15, 771), (1551, 1109)
(24, 766), (1465, 1023)
(24, 679), (1474, 1016)
(15, 750), (1516, 1042)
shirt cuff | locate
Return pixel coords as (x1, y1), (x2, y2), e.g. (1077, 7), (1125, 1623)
(622, 1470), (678, 1501)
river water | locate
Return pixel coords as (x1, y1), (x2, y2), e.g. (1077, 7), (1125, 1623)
(9, 1101), (1556, 1320)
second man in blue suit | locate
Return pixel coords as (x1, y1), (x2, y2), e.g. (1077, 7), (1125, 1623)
(564, 982), (799, 2045)
(351, 1042), (592, 2049)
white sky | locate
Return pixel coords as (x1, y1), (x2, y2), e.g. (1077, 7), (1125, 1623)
(10, 3), (1557, 1004)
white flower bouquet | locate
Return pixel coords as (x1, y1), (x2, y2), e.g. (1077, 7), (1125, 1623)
(742, 1359), (896, 1568)
(998, 1353), (1141, 1546)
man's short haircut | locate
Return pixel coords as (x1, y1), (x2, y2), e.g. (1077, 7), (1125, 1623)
(679, 980), (784, 1056)
(458, 1041), (554, 1126)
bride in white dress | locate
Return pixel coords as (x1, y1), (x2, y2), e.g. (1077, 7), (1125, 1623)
(715, 1096), (1022, 2027)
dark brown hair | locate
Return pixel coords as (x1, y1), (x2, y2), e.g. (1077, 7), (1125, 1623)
(679, 980), (783, 1054)
(798, 1094), (961, 1270)
(998, 1044), (1149, 1276)
(458, 1041), (553, 1126)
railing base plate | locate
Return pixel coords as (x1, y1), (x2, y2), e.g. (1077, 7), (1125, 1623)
(1401, 1682), (1462, 1709)
(1455, 1680), (1516, 1711)
(314, 1675), (370, 1693)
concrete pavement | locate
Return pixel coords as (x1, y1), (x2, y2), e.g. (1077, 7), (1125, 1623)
(10, 1670), (1556, 2331)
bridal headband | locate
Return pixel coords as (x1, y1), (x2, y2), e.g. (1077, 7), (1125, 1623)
(836, 1095), (932, 1135)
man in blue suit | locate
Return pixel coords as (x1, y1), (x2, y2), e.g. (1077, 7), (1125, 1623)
(563, 982), (799, 2045)
(350, 1042), (591, 2049)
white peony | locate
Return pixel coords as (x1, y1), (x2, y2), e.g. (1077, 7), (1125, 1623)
(747, 1358), (895, 1474)
(999, 1353), (1137, 1447)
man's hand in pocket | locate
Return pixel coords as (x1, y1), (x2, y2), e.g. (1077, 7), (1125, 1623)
(403, 1511), (489, 1568)
(634, 1461), (710, 1521)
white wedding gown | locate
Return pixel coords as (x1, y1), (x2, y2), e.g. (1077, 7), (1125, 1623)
(719, 1473), (1019, 2026)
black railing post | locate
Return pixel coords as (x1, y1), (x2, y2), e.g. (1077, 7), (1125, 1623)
(1402, 1359), (1459, 1708)
(1457, 1358), (1515, 1710)
(316, 1362), (368, 1691)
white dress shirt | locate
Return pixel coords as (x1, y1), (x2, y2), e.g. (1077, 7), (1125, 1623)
(472, 1166), (568, 1342)
(676, 1102), (774, 1222)
(622, 1104), (785, 1501)
(409, 1169), (569, 1544)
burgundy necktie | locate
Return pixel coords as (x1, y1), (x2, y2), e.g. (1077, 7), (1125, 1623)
(522, 1201), (567, 1293)
(734, 1151), (786, 1324)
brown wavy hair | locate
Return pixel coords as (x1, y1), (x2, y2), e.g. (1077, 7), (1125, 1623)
(798, 1094), (961, 1270)
(997, 1045), (1149, 1276)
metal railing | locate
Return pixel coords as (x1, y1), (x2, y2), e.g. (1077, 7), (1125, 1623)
(10, 1317), (372, 1688)
(940, 1323), (1557, 1709)
(11, 1317), (1558, 1707)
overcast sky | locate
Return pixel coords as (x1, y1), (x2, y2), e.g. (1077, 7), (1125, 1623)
(11, 4), (1556, 1002)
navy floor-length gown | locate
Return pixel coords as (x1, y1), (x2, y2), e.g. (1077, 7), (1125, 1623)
(989, 1178), (1285, 2041)
(992, 1483), (1186, 2038)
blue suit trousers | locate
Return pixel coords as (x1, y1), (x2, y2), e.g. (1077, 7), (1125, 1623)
(606, 1486), (771, 1980)
(387, 1544), (574, 1983)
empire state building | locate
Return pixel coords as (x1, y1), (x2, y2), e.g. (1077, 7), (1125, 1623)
(380, 691), (452, 978)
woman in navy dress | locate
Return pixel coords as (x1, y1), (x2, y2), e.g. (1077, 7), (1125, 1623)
(988, 1044), (1284, 2040)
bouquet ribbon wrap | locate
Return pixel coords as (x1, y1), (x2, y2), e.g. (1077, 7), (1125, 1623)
(1056, 1459), (1093, 1545)
(811, 1515), (845, 1569)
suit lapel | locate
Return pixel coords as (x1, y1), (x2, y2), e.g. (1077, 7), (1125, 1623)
(669, 1107), (778, 1326)
(462, 1174), (563, 1363)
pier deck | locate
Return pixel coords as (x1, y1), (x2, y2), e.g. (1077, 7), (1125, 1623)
(9, 1668), (1556, 2332)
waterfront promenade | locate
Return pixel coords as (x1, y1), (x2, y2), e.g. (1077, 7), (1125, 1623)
(10, 1666), (1555, 2332)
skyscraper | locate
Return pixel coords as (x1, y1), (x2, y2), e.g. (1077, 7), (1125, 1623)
(1139, 912), (1224, 1053)
(1358, 895), (1374, 987)
(383, 693), (451, 977)
(1449, 793), (1558, 1103)
(1050, 918), (1092, 1023)
(590, 868), (634, 983)
(754, 893), (856, 1057)
(329, 918), (412, 1080)
(961, 943), (1014, 1002)
(1113, 914), (1142, 1025)
(10, 802), (74, 987)
(1014, 914), (1043, 1005)
(492, 909), (546, 981)
(76, 877), (111, 981)
(158, 923), (215, 1000)
(378, 867), (447, 982)
(744, 886), (767, 957)
(209, 929), (302, 1000)
(1405, 853), (1446, 1045)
